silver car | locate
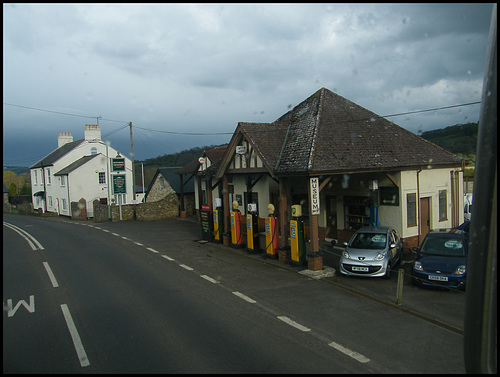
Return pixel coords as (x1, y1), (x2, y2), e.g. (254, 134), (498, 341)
(339, 226), (402, 278)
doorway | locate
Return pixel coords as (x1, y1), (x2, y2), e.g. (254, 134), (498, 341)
(326, 196), (338, 239)
(419, 197), (431, 243)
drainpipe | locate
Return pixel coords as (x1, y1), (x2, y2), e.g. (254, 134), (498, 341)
(416, 167), (422, 246)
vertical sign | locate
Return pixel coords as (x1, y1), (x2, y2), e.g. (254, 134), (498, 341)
(113, 174), (126, 194)
(200, 204), (211, 241)
(310, 177), (320, 215)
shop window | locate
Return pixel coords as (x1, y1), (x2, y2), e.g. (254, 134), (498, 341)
(407, 193), (416, 227)
(344, 196), (369, 230)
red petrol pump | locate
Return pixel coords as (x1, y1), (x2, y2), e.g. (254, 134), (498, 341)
(290, 204), (306, 266)
(246, 203), (260, 253)
(265, 204), (279, 258)
(230, 200), (244, 248)
(213, 198), (223, 243)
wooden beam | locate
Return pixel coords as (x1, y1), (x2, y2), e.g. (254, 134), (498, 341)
(385, 173), (399, 188)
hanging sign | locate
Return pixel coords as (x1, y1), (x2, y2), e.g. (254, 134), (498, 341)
(113, 174), (126, 194)
(310, 177), (320, 215)
(112, 158), (125, 171)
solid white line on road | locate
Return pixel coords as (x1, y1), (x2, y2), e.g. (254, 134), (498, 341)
(201, 275), (219, 284)
(60, 304), (90, 368)
(161, 255), (175, 261)
(232, 291), (256, 304)
(277, 316), (311, 332)
(3, 222), (44, 250)
(147, 247), (159, 254)
(328, 341), (370, 363)
(42, 262), (59, 288)
(180, 264), (194, 271)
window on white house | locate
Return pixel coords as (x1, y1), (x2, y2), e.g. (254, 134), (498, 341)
(60, 176), (65, 186)
(99, 172), (106, 184)
(62, 199), (67, 210)
(34, 170), (37, 185)
(48, 196), (52, 207)
(47, 169), (51, 184)
(91, 147), (97, 155)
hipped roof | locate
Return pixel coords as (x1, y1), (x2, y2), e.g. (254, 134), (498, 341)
(217, 88), (463, 178)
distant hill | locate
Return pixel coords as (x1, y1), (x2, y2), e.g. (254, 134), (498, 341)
(139, 144), (226, 167)
(3, 166), (30, 175)
(419, 122), (478, 155)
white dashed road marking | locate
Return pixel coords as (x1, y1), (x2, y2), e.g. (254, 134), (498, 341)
(277, 316), (311, 332)
(232, 291), (256, 304)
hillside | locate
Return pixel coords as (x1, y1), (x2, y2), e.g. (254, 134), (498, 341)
(419, 122), (478, 155)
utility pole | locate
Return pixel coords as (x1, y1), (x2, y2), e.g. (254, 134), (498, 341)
(129, 121), (136, 202)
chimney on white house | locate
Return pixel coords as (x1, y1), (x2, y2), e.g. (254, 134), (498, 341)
(58, 132), (73, 147)
(84, 124), (101, 142)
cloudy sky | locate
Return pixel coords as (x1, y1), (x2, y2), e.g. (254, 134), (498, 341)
(3, 3), (494, 167)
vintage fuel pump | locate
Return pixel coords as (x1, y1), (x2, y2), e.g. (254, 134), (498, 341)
(213, 198), (223, 243)
(230, 200), (244, 248)
(246, 203), (260, 253)
(265, 203), (279, 258)
(290, 204), (306, 266)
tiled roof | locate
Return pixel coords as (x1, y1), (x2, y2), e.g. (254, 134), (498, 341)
(30, 139), (85, 168)
(274, 88), (463, 175)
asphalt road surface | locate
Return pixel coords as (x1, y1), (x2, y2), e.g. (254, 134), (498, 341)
(3, 214), (465, 373)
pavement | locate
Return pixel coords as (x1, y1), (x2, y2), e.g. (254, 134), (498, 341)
(179, 214), (465, 335)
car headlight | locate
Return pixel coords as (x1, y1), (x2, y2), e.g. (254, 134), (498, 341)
(413, 261), (423, 272)
(374, 252), (386, 260)
(342, 250), (351, 259)
(454, 265), (466, 275)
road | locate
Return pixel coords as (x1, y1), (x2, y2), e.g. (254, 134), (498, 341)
(3, 214), (465, 373)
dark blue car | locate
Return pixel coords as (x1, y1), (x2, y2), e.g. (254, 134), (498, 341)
(412, 229), (468, 290)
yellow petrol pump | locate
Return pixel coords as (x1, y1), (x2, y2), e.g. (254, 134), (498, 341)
(246, 203), (260, 253)
(213, 198), (223, 243)
(290, 204), (306, 266)
(230, 200), (244, 248)
(265, 204), (279, 258)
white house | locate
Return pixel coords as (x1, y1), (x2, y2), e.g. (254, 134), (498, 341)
(30, 124), (134, 218)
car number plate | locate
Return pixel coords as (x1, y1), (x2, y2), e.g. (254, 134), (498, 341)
(428, 275), (448, 281)
(352, 266), (369, 272)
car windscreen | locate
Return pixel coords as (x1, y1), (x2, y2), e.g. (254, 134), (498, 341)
(420, 236), (466, 257)
(349, 233), (386, 249)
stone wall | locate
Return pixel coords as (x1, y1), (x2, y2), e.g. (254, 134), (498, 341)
(93, 193), (179, 222)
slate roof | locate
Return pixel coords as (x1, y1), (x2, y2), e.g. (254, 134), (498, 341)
(151, 167), (195, 194)
(30, 139), (85, 168)
(54, 154), (100, 175)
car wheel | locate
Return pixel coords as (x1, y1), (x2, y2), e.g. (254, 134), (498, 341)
(384, 262), (391, 279)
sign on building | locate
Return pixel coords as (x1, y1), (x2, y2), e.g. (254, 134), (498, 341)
(112, 158), (125, 171)
(310, 177), (320, 215)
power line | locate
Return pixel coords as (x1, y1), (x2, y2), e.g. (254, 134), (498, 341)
(133, 125), (233, 135)
(4, 100), (482, 137)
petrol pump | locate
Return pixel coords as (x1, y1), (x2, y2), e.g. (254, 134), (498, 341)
(290, 204), (306, 266)
(265, 203), (279, 258)
(246, 203), (260, 253)
(230, 200), (244, 248)
(213, 198), (223, 243)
